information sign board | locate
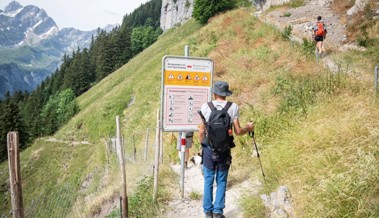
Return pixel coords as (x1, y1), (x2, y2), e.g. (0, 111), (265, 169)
(161, 56), (213, 131)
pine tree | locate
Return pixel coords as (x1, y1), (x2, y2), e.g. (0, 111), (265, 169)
(0, 94), (28, 161)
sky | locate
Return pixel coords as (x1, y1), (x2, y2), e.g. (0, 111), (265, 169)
(0, 0), (151, 31)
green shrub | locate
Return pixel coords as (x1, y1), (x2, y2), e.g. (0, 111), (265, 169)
(193, 0), (235, 24)
(282, 25), (292, 39)
(300, 38), (315, 59)
(283, 12), (291, 17)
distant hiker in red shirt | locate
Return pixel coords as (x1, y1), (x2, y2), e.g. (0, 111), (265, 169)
(313, 16), (327, 55)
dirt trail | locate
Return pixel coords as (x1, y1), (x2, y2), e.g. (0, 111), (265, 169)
(163, 163), (262, 218)
(45, 137), (92, 146)
(257, 1), (349, 50)
(254, 0), (367, 75)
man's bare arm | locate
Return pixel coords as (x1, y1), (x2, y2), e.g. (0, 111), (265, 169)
(199, 123), (206, 142)
(233, 118), (254, 135)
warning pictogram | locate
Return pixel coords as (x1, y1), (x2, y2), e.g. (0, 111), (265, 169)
(168, 73), (174, 79)
(185, 74), (191, 80)
(202, 75), (208, 81)
(194, 74), (200, 81)
(177, 74), (183, 80)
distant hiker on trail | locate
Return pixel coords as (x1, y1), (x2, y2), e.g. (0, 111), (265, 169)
(313, 15), (327, 55)
(176, 131), (193, 168)
(198, 81), (254, 218)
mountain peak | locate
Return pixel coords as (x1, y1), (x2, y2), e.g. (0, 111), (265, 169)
(4, 1), (23, 13)
(0, 1), (59, 47)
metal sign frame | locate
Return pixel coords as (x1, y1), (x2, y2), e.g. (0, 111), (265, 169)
(161, 55), (213, 132)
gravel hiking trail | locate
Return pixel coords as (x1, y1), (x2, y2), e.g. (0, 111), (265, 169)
(163, 163), (262, 218)
(257, 0), (349, 50)
(255, 0), (364, 74)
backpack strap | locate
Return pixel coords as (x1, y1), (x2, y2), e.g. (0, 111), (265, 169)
(207, 102), (216, 111)
(208, 101), (232, 112)
(222, 101), (233, 112)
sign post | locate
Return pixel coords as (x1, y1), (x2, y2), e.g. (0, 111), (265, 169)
(161, 52), (213, 198)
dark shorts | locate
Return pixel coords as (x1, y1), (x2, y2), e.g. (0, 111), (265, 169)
(314, 36), (324, 42)
(202, 146), (232, 171)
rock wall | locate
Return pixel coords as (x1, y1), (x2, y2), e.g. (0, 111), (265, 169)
(347, 0), (370, 15)
(160, 0), (194, 31)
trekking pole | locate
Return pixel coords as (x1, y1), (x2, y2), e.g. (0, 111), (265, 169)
(249, 131), (266, 182)
(197, 110), (206, 125)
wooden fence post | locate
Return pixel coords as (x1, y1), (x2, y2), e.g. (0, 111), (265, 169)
(144, 128), (149, 161)
(153, 109), (161, 201)
(133, 135), (136, 161)
(116, 116), (128, 218)
(7, 132), (25, 218)
(375, 65), (378, 97)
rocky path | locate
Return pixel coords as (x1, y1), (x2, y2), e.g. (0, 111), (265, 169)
(256, 0), (353, 51)
(163, 163), (262, 218)
(253, 0), (369, 76)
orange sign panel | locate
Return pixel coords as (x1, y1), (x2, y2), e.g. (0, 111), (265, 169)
(164, 70), (211, 86)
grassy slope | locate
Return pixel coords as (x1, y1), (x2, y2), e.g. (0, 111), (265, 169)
(1, 7), (378, 217)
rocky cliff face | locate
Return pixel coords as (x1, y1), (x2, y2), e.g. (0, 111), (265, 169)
(160, 0), (258, 31)
(347, 0), (370, 15)
(160, 0), (194, 31)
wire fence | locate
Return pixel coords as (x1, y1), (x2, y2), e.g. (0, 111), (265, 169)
(1, 127), (158, 218)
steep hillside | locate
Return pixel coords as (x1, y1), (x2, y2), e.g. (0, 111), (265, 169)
(1, 6), (378, 218)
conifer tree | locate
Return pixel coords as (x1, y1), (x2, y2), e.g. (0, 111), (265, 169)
(0, 94), (28, 161)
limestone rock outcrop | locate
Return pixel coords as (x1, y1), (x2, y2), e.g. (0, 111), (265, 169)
(160, 0), (194, 31)
(347, 0), (370, 16)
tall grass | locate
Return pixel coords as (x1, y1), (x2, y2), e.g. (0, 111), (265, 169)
(185, 8), (379, 218)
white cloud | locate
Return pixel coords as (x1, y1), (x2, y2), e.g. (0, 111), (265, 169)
(0, 0), (150, 30)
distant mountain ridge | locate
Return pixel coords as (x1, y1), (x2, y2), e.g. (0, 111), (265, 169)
(0, 1), (116, 99)
(0, 1), (58, 47)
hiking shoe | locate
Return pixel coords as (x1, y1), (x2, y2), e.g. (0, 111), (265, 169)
(213, 213), (225, 218)
(205, 212), (213, 218)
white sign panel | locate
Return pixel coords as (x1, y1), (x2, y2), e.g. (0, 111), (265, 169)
(162, 56), (213, 132)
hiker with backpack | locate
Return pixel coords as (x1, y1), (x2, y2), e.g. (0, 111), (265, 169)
(198, 81), (254, 218)
(313, 15), (327, 55)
